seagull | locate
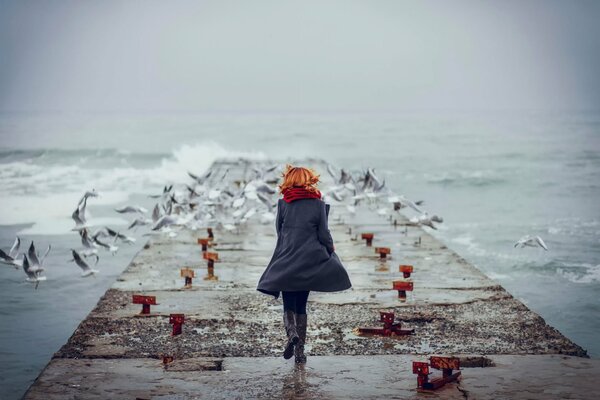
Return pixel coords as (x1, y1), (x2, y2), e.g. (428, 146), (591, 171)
(71, 196), (90, 231)
(188, 170), (212, 185)
(27, 241), (51, 273)
(92, 226), (129, 242)
(22, 255), (46, 289)
(388, 195), (424, 214)
(115, 205), (148, 214)
(93, 236), (119, 254)
(70, 249), (99, 277)
(0, 237), (22, 268)
(256, 192), (275, 211)
(232, 197), (246, 208)
(78, 189), (99, 206)
(128, 217), (152, 230)
(148, 184), (173, 199)
(77, 229), (100, 264)
(514, 235), (548, 251)
(151, 215), (181, 231)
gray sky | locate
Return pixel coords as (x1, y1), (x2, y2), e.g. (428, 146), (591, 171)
(0, 0), (599, 112)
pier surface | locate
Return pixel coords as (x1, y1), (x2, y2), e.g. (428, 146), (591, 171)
(24, 158), (598, 399)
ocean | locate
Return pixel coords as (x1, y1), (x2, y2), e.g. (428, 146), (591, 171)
(0, 110), (598, 399)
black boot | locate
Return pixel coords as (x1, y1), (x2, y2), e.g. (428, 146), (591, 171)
(294, 313), (307, 364)
(283, 310), (299, 359)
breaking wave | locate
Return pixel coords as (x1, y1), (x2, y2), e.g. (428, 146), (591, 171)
(0, 141), (267, 226)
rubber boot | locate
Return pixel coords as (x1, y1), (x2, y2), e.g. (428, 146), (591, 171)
(294, 313), (307, 364)
(283, 309), (299, 359)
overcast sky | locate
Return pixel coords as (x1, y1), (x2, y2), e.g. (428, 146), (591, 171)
(0, 0), (599, 112)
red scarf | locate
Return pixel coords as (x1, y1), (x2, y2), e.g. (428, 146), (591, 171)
(282, 186), (322, 203)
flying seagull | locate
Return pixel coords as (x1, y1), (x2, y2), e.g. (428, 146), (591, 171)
(70, 249), (100, 277)
(71, 196), (90, 231)
(22, 255), (46, 289)
(115, 205), (148, 214)
(0, 237), (23, 269)
(514, 235), (548, 251)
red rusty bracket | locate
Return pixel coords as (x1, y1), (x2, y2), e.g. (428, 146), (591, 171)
(197, 238), (211, 251)
(180, 267), (195, 288)
(169, 313), (185, 336)
(132, 294), (158, 315)
(375, 247), (390, 259)
(361, 233), (374, 246)
(413, 356), (461, 391)
(393, 280), (413, 300)
(399, 264), (414, 278)
(162, 354), (174, 368)
(207, 227), (214, 240)
(203, 251), (219, 281)
(355, 310), (414, 336)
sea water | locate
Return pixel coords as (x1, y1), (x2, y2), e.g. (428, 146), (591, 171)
(0, 110), (598, 399)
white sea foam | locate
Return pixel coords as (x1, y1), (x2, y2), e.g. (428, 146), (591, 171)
(424, 169), (506, 186)
(558, 264), (600, 284)
(0, 141), (267, 227)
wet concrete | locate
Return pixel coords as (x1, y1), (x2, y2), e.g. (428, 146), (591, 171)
(25, 355), (600, 400)
(24, 158), (597, 399)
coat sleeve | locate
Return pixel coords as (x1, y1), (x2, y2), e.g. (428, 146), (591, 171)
(275, 199), (283, 236)
(317, 201), (334, 253)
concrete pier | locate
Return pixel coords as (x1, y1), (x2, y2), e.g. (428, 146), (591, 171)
(24, 158), (598, 399)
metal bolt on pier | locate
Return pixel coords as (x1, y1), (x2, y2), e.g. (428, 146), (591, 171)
(202, 251), (219, 281)
(197, 238), (211, 251)
(413, 356), (461, 391)
(132, 294), (158, 315)
(355, 310), (414, 336)
(399, 264), (413, 278)
(393, 280), (414, 300)
(375, 247), (390, 259)
(169, 314), (185, 336)
(361, 233), (374, 246)
(180, 268), (195, 289)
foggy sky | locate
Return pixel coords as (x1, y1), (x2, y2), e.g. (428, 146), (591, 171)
(0, 0), (599, 112)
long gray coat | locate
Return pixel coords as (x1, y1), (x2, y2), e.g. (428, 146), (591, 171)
(257, 198), (352, 299)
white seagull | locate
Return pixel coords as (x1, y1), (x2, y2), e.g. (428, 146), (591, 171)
(22, 255), (46, 289)
(71, 249), (100, 277)
(514, 235), (548, 251)
(115, 205), (148, 214)
(0, 237), (23, 269)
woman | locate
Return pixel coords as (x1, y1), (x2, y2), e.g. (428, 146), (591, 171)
(256, 164), (352, 364)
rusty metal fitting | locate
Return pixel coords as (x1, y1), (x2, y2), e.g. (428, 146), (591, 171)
(180, 267), (195, 288)
(399, 264), (413, 278)
(197, 238), (210, 251)
(132, 294), (158, 315)
(169, 314), (185, 336)
(375, 247), (390, 259)
(393, 280), (414, 300)
(413, 356), (461, 391)
(361, 233), (374, 246)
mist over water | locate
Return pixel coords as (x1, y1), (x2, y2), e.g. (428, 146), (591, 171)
(0, 110), (598, 398)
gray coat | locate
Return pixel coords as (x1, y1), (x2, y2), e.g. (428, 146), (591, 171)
(257, 198), (352, 299)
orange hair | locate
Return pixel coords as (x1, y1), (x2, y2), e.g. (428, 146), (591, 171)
(278, 164), (321, 195)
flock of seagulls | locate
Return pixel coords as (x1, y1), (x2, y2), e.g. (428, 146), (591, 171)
(1, 161), (549, 289)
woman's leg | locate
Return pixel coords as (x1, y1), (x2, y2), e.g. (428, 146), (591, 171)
(294, 290), (309, 314)
(282, 291), (297, 312)
(294, 291), (309, 364)
(281, 291), (299, 359)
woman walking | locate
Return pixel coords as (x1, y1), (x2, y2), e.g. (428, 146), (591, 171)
(257, 164), (352, 364)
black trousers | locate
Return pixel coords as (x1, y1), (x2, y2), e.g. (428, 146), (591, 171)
(282, 290), (310, 314)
